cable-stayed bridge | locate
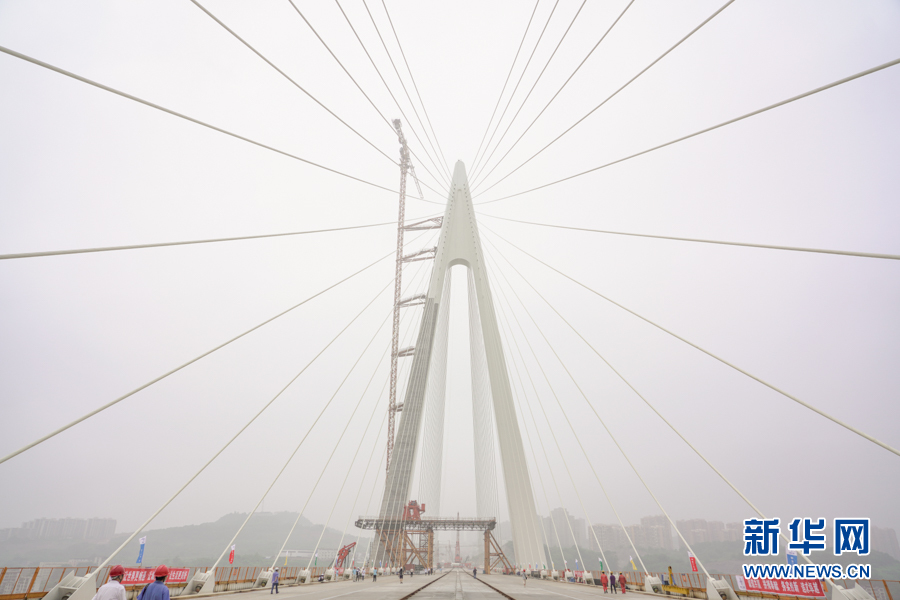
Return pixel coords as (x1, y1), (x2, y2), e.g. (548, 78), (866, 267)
(1, 2), (898, 600)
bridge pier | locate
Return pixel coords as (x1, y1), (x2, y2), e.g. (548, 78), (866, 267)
(184, 570), (216, 595)
(831, 583), (877, 600)
(707, 577), (740, 600)
(41, 572), (97, 600)
(252, 569), (273, 589)
(645, 575), (664, 593)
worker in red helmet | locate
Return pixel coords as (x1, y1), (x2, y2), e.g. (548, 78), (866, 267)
(137, 565), (170, 600)
(91, 566), (126, 600)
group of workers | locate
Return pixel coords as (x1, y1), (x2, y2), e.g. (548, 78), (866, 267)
(599, 571), (628, 593)
(512, 568), (628, 592)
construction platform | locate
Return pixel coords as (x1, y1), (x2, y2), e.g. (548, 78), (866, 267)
(354, 516), (497, 531)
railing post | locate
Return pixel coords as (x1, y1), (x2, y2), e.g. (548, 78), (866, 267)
(24, 568), (40, 598)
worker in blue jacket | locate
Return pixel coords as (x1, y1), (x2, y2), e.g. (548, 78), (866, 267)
(138, 566), (170, 600)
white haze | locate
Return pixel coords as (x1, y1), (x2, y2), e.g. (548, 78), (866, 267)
(0, 0), (898, 555)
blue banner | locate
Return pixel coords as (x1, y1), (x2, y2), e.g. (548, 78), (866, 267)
(137, 537), (146, 564)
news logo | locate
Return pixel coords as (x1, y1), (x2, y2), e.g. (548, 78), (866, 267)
(834, 519), (870, 556)
(744, 518), (781, 556)
(742, 517), (871, 579)
(788, 518), (826, 555)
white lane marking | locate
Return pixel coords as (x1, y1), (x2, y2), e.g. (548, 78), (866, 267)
(482, 576), (612, 599)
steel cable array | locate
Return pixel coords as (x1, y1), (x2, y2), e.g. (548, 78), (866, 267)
(470, 0), (589, 189)
(470, 0), (636, 192)
(269, 237), (435, 572)
(492, 274), (589, 574)
(67, 252), (407, 576)
(477, 214), (900, 261)
(379, 0), (452, 177)
(483, 225), (900, 457)
(473, 0), (738, 199)
(478, 55), (900, 204)
(362, 0), (451, 183)
(284, 0), (449, 197)
(469, 0), (562, 180)
(468, 0), (540, 175)
(416, 274), (452, 518)
(485, 233), (832, 575)
(467, 269), (501, 527)
(486, 237), (714, 578)
(2, 2), (897, 586)
(0, 237), (422, 465)
(334, 0), (450, 190)
(0, 45), (398, 195)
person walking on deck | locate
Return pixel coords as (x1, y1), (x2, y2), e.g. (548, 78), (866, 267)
(92, 566), (126, 600)
(137, 566), (170, 600)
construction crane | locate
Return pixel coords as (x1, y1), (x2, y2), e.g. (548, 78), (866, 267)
(386, 119), (437, 472)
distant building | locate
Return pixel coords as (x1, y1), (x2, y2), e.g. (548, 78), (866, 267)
(641, 515), (673, 550)
(588, 516), (745, 554)
(542, 508), (586, 549)
(278, 549), (338, 561)
(676, 518), (741, 547)
(873, 527), (900, 560)
(1, 518), (116, 541)
(589, 515), (673, 553)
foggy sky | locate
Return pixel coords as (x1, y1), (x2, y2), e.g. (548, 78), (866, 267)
(1, 0), (898, 561)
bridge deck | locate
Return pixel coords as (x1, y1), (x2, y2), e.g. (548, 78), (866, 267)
(225, 570), (655, 600)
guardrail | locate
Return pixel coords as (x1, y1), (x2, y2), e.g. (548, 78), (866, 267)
(546, 570), (897, 600)
(3, 566), (897, 600)
(0, 565), (338, 600)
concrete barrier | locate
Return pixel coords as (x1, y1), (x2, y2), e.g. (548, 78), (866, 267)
(831, 583), (877, 600)
(645, 575), (664, 594)
(252, 570), (272, 589)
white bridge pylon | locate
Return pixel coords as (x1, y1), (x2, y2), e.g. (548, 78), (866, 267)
(378, 161), (546, 568)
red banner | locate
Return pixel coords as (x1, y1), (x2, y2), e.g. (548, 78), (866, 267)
(688, 552), (698, 573)
(116, 568), (190, 585)
(737, 577), (825, 598)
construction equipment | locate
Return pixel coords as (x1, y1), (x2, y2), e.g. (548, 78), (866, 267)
(334, 542), (357, 570)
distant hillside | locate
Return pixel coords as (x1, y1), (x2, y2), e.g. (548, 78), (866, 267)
(0, 512), (368, 568)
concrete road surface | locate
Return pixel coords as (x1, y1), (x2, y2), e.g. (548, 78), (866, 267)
(222, 569), (652, 600)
